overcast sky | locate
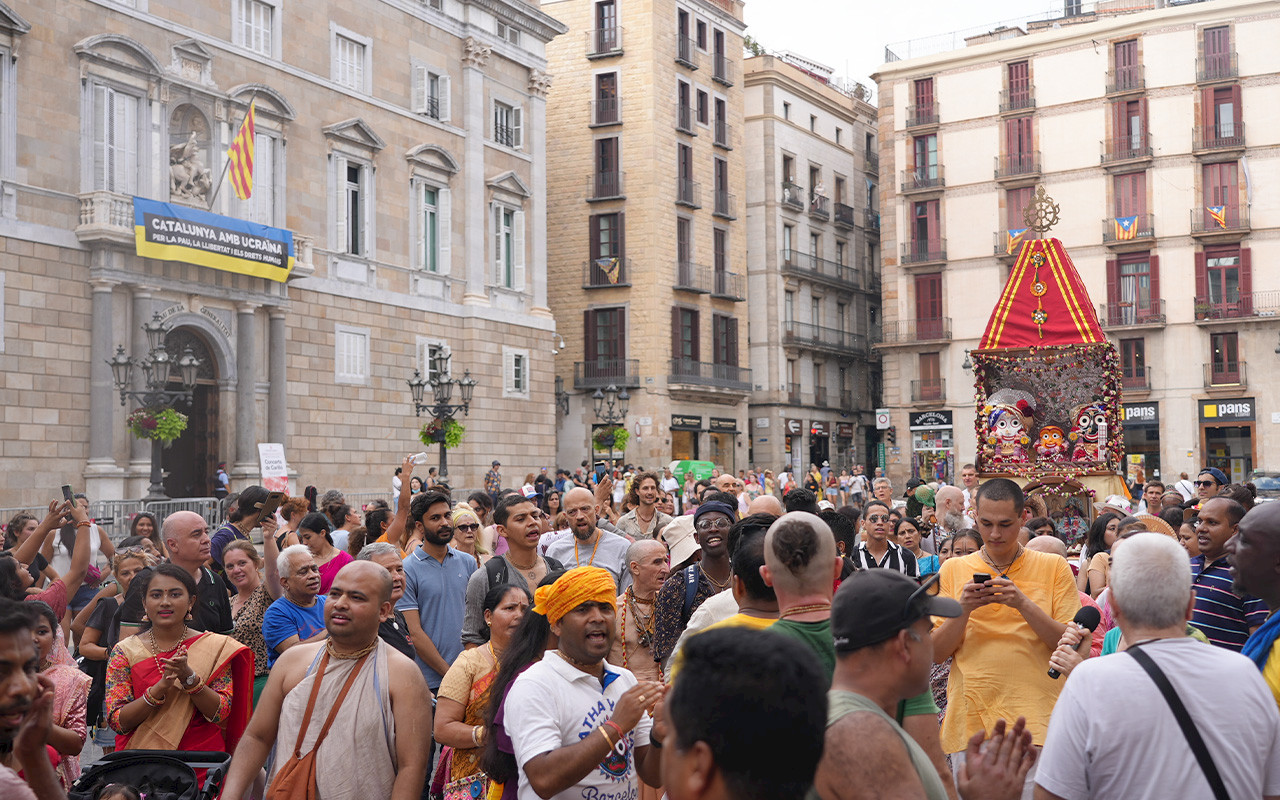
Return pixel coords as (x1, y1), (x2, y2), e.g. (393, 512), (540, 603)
(743, 0), (1073, 94)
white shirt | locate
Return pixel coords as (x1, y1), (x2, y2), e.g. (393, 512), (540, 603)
(543, 529), (633, 593)
(506, 653), (652, 800)
(1036, 637), (1280, 800)
(666, 587), (736, 673)
(661, 476), (679, 494)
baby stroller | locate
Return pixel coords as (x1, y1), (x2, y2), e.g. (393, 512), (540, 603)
(69, 750), (231, 800)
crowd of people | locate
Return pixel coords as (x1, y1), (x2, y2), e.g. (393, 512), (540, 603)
(2, 456), (1280, 800)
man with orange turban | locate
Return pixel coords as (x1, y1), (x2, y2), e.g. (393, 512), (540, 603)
(504, 567), (666, 799)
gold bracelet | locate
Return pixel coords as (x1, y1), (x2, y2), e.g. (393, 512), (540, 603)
(599, 726), (618, 749)
(471, 725), (483, 746)
(183, 678), (205, 696)
(142, 689), (163, 708)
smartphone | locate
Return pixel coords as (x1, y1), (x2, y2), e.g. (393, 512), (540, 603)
(257, 491), (286, 522)
(62, 484), (75, 503)
(972, 573), (992, 585)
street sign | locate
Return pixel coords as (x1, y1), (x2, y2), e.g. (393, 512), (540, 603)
(875, 409), (891, 430)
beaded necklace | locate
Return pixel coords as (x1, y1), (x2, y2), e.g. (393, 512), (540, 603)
(574, 532), (604, 567)
(146, 626), (193, 675)
(778, 602), (831, 620)
(326, 638), (377, 660)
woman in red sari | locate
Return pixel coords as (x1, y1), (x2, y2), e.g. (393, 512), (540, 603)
(104, 563), (253, 754)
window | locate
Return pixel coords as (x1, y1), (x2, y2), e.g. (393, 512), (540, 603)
(782, 154), (795, 184)
(92, 85), (139, 193)
(918, 353), (941, 400)
(913, 77), (934, 120)
(810, 115), (817, 133)
(914, 272), (943, 335)
(1113, 171), (1145, 218)
(677, 81), (693, 132)
(1204, 246), (1241, 305)
(235, 133), (276, 225)
(1203, 161), (1238, 212)
(697, 90), (709, 125)
(493, 205), (524, 288)
(595, 73), (618, 124)
(782, 101), (791, 120)
(712, 314), (738, 366)
(1211, 86), (1239, 138)
(589, 212), (624, 284)
(837, 302), (847, 333)
(503, 347), (530, 397)
(913, 134), (937, 180)
(1120, 338), (1146, 388)
(677, 142), (694, 185)
(595, 0), (618, 51)
(673, 307), (698, 362)
(493, 101), (523, 149)
(234, 0), (274, 57)
(810, 297), (821, 327)
(331, 29), (369, 92)
(677, 217), (692, 276)
(1005, 116), (1032, 157)
(784, 291), (794, 323)
(836, 241), (846, 266)
(835, 127), (843, 146)
(782, 224), (793, 259)
(342, 162), (365, 256)
(1202, 26), (1231, 78)
(1113, 40), (1139, 89)
(585, 308), (627, 379)
(714, 158), (729, 214)
(334, 324), (370, 385)
(418, 338), (449, 384)
(594, 137), (620, 197)
(417, 183), (451, 273)
(809, 232), (820, 260)
(911, 199), (939, 251)
(1210, 332), (1240, 383)
(1106, 252), (1155, 324)
(1006, 186), (1034, 228)
(412, 65), (450, 121)
(1007, 60), (1030, 105)
(496, 21), (521, 46)
(713, 228), (728, 290)
(696, 19), (707, 50)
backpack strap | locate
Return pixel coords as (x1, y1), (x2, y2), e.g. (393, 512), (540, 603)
(486, 556), (509, 589)
(681, 565), (701, 621)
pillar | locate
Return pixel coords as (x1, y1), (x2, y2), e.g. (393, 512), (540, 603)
(129, 286), (154, 467)
(235, 303), (258, 473)
(268, 308), (287, 446)
(87, 279), (119, 465)
(527, 69), (551, 316)
(462, 37), (492, 304)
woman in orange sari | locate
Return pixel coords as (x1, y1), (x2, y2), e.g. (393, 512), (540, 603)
(104, 563), (253, 755)
(433, 583), (531, 798)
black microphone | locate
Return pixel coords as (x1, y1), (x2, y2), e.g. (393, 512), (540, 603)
(1048, 605), (1102, 679)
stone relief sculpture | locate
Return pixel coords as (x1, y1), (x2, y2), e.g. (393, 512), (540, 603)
(169, 105), (213, 203)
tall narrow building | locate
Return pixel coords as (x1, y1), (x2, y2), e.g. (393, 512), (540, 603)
(544, 0), (749, 472)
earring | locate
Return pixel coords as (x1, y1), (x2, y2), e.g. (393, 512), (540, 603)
(141, 614), (149, 623)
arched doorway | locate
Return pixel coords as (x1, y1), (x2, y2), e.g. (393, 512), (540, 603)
(161, 327), (220, 498)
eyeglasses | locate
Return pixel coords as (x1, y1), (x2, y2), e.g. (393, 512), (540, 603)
(866, 515), (890, 523)
(455, 524), (480, 532)
(696, 518), (731, 531)
(1193, 480), (1217, 488)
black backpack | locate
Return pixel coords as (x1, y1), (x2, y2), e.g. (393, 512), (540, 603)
(486, 553), (565, 589)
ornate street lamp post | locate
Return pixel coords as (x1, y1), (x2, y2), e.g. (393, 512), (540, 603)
(591, 383), (629, 471)
(107, 313), (202, 501)
(407, 350), (477, 480)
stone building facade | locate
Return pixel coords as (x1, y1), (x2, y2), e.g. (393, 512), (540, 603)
(542, 0), (749, 473)
(874, 0), (1279, 488)
(0, 0), (566, 506)
(742, 53), (881, 477)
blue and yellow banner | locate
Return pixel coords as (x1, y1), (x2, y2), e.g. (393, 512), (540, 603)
(1113, 215), (1138, 241)
(133, 197), (294, 283)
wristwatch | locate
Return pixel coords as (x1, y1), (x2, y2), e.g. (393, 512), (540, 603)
(182, 673), (200, 689)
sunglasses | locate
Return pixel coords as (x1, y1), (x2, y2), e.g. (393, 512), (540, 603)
(696, 518), (731, 531)
(455, 523), (480, 532)
(1193, 480), (1217, 488)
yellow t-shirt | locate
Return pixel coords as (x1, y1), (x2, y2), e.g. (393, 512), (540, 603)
(934, 549), (1080, 753)
(668, 614), (776, 681)
(1264, 639), (1280, 712)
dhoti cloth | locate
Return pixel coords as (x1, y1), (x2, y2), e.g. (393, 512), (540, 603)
(269, 640), (398, 800)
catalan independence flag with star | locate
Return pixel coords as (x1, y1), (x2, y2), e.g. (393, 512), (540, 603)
(228, 101), (256, 201)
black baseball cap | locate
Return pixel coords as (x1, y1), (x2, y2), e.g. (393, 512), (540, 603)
(903, 476), (923, 498)
(832, 571), (960, 652)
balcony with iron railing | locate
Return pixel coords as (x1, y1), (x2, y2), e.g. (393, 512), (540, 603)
(712, 269), (745, 301)
(587, 171), (625, 201)
(780, 249), (864, 290)
(1197, 51), (1237, 83)
(901, 238), (947, 266)
(494, 124), (517, 148)
(1105, 65), (1145, 95)
(787, 383), (802, 404)
(911, 378), (946, 403)
(865, 208), (881, 234)
(995, 151), (1041, 180)
(999, 87), (1036, 113)
(865, 151), (879, 172)
(1190, 206), (1249, 238)
(1193, 122), (1245, 153)
(713, 52), (734, 85)
(574, 358), (640, 389)
(809, 193), (830, 220)
(782, 321), (871, 357)
(423, 95), (441, 120)
(1195, 291), (1280, 322)
(676, 37), (698, 69)
(714, 190), (737, 220)
(994, 230), (1034, 259)
(880, 318), (952, 344)
(905, 101), (938, 128)
(814, 386), (828, 407)
(1122, 365), (1151, 392)
(781, 181), (805, 210)
(674, 261), (711, 294)
(1101, 213), (1154, 246)
(590, 97), (621, 126)
(586, 26), (624, 57)
(676, 103), (696, 134)
(583, 257), (630, 288)
(901, 166), (944, 193)
(1098, 298), (1165, 328)
(840, 390), (854, 409)
(668, 358), (752, 392)
(713, 118), (731, 148)
(834, 202), (857, 229)
(1204, 361), (1246, 389)
(676, 178), (701, 208)
(1101, 132), (1152, 166)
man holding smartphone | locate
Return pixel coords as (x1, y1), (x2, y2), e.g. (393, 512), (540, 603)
(931, 478), (1079, 797)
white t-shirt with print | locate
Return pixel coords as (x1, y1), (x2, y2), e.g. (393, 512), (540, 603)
(506, 652), (652, 800)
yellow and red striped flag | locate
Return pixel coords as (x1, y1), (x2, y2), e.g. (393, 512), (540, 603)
(227, 101), (256, 201)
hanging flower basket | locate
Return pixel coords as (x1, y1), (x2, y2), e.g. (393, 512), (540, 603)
(419, 417), (465, 450)
(126, 407), (188, 443)
(593, 425), (629, 452)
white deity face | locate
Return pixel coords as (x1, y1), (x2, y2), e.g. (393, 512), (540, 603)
(992, 409), (1024, 444)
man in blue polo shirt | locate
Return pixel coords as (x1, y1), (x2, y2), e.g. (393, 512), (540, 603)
(398, 490), (476, 691)
(1193, 496), (1267, 651)
(262, 544), (327, 667)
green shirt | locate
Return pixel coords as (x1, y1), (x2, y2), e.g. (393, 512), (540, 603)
(772, 618), (836, 683)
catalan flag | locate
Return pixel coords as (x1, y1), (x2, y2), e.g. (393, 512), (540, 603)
(595, 257), (621, 284)
(1113, 215), (1138, 241)
(1207, 205), (1228, 229)
(1006, 228), (1028, 255)
(227, 101), (256, 201)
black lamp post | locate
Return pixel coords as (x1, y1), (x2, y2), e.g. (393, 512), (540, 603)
(108, 313), (202, 501)
(407, 350), (477, 479)
(591, 383), (629, 470)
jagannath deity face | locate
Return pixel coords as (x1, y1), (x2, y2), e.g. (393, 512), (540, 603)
(1039, 426), (1066, 450)
(1072, 404), (1107, 441)
(990, 406), (1027, 444)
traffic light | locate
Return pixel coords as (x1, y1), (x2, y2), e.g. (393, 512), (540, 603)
(886, 426), (897, 445)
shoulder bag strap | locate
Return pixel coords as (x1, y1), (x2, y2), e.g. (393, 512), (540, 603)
(1128, 646), (1232, 800)
(291, 650), (331, 758)
(310, 650), (372, 748)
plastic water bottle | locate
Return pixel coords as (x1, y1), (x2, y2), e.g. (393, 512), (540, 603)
(410, 452), (431, 465)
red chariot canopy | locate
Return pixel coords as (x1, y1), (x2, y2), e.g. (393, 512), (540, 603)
(979, 237), (1105, 350)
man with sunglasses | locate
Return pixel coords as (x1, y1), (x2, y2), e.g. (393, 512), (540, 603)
(852, 500), (919, 577)
(1195, 467), (1228, 503)
(813, 571), (1035, 800)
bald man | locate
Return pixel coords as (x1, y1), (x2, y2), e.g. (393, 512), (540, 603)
(748, 494), (784, 516)
(609, 539), (669, 683)
(119, 510), (232, 636)
(935, 485), (969, 541)
(546, 487), (632, 588)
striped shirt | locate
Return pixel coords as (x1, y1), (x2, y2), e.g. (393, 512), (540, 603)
(853, 540), (919, 578)
(1191, 555), (1268, 651)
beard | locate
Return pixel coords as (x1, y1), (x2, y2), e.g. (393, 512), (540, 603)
(424, 525), (455, 546)
(943, 511), (965, 532)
